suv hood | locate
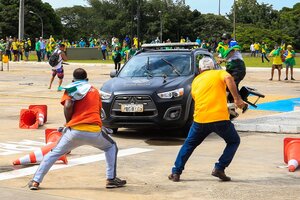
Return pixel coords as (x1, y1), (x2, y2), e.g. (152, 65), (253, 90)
(101, 76), (192, 93)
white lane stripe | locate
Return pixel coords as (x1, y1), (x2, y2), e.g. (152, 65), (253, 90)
(0, 148), (153, 181)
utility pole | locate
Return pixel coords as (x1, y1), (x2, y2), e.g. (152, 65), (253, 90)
(130, 0), (134, 46)
(29, 11), (43, 38)
(137, 0), (141, 49)
(218, 0), (221, 15)
(233, 0), (236, 40)
(18, 0), (25, 40)
(159, 11), (162, 43)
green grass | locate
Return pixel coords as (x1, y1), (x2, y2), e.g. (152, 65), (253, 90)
(242, 55), (299, 68)
(28, 54), (115, 64)
(27, 53), (299, 67)
(67, 59), (114, 64)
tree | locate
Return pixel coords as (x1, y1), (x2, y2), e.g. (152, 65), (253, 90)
(56, 6), (93, 42)
(227, 0), (279, 29)
(225, 0), (298, 51)
(235, 24), (293, 51)
(0, 0), (62, 39)
(50, 0), (300, 51)
(277, 3), (300, 49)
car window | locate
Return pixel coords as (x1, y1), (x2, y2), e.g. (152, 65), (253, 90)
(118, 53), (191, 77)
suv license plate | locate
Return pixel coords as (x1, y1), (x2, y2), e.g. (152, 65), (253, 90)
(121, 104), (143, 112)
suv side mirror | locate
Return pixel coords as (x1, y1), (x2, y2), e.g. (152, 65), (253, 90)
(110, 70), (117, 78)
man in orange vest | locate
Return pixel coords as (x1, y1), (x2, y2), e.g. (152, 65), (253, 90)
(28, 68), (126, 190)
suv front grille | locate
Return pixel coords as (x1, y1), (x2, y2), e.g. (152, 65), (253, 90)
(111, 95), (157, 117)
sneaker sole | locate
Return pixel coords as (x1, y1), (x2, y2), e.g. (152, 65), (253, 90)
(106, 184), (126, 189)
(29, 186), (39, 190)
(211, 173), (231, 181)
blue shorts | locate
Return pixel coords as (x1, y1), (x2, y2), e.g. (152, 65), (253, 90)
(52, 67), (64, 79)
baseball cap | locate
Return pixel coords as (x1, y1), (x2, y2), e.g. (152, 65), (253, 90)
(199, 57), (215, 71)
(229, 40), (238, 47)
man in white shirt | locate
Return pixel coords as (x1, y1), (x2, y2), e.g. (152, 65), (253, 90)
(48, 44), (68, 91)
(250, 43), (255, 57)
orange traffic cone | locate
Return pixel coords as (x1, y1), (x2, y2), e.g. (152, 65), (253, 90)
(29, 105), (48, 124)
(45, 129), (61, 144)
(283, 138), (300, 172)
(12, 129), (68, 165)
(12, 142), (68, 165)
(19, 105), (47, 129)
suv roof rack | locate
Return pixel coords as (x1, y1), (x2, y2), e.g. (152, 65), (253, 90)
(141, 42), (199, 49)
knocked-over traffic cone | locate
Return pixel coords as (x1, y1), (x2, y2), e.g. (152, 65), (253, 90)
(19, 105), (47, 129)
(284, 137), (300, 172)
(45, 128), (61, 143)
(13, 129), (68, 165)
(12, 142), (68, 165)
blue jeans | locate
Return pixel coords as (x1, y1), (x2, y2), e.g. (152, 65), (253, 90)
(172, 120), (240, 174)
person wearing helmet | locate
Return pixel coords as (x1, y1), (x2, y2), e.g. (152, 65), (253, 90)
(217, 33), (246, 102)
(168, 57), (247, 183)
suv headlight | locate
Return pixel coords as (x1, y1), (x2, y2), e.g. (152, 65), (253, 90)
(100, 90), (112, 100)
(157, 88), (184, 99)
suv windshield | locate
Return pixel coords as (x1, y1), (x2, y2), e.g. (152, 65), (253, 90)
(118, 53), (191, 78)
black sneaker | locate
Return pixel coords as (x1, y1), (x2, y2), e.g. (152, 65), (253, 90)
(291, 77), (295, 80)
(106, 177), (127, 188)
(28, 180), (39, 190)
(284, 78), (288, 80)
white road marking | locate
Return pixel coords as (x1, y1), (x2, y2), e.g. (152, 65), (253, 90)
(0, 143), (41, 154)
(8, 140), (45, 146)
(0, 148), (153, 181)
(0, 140), (46, 156)
(0, 149), (21, 156)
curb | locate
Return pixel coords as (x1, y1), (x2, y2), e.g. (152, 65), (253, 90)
(233, 122), (300, 133)
(233, 110), (300, 134)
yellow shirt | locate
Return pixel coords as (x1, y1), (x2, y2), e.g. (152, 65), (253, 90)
(269, 50), (283, 65)
(133, 37), (138, 47)
(71, 124), (101, 133)
(286, 50), (294, 59)
(254, 43), (260, 50)
(192, 70), (229, 123)
(12, 41), (18, 50)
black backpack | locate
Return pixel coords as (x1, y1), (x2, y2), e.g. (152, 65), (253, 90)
(49, 51), (61, 67)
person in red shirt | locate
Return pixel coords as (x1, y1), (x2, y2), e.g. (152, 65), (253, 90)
(28, 68), (126, 190)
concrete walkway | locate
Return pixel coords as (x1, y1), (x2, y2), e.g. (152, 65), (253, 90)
(234, 110), (300, 133)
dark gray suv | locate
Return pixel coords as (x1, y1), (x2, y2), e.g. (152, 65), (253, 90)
(100, 43), (219, 134)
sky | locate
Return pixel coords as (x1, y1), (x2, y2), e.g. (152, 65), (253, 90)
(42, 0), (299, 15)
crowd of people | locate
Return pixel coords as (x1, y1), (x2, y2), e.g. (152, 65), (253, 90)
(0, 34), (296, 81)
(249, 41), (296, 81)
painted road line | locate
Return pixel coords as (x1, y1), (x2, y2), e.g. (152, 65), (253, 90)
(0, 148), (153, 181)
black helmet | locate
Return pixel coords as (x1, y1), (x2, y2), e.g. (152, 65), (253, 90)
(221, 33), (231, 40)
